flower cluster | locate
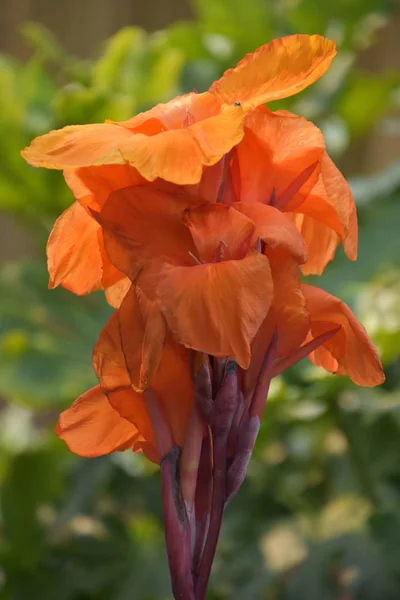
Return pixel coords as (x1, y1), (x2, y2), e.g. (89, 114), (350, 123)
(22, 34), (384, 600)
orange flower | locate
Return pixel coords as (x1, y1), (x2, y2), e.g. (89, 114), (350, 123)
(23, 34), (385, 600)
(95, 185), (307, 368)
(22, 35), (337, 299)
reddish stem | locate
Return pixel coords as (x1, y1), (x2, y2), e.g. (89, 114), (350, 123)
(193, 429), (213, 577)
(195, 434), (227, 600)
(161, 447), (195, 600)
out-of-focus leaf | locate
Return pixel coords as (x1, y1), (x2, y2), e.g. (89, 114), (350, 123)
(337, 71), (400, 137)
(0, 261), (111, 406)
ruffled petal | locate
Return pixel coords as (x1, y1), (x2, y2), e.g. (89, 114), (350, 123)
(157, 253), (273, 369)
(184, 204), (255, 262)
(302, 284), (385, 386)
(234, 201), (307, 263)
(289, 213), (340, 275)
(47, 201), (124, 295)
(99, 186), (198, 280)
(56, 385), (140, 457)
(22, 97), (245, 185)
(235, 107), (323, 206)
(209, 35), (336, 110)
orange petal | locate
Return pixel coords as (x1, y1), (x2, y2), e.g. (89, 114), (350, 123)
(93, 285), (166, 392)
(105, 276), (131, 308)
(23, 97), (245, 185)
(209, 35), (336, 110)
(56, 385), (140, 457)
(64, 165), (147, 210)
(22, 122), (136, 169)
(293, 151), (358, 261)
(47, 200), (124, 295)
(47, 201), (102, 295)
(184, 204), (255, 262)
(157, 253), (273, 369)
(289, 213), (340, 275)
(99, 186), (197, 280)
(235, 108), (323, 207)
(234, 201), (307, 263)
(302, 284), (385, 386)
(245, 250), (309, 394)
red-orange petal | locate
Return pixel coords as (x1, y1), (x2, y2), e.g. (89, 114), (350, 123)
(302, 284), (385, 387)
(233, 201), (307, 263)
(245, 250), (309, 395)
(99, 186), (198, 280)
(293, 151), (358, 262)
(157, 253), (273, 369)
(235, 107), (324, 207)
(56, 385), (140, 457)
(288, 213), (340, 275)
(93, 284), (166, 392)
(184, 204), (255, 262)
(64, 165), (147, 210)
(209, 35), (336, 110)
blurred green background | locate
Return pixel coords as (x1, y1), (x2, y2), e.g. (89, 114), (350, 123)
(0, 0), (400, 598)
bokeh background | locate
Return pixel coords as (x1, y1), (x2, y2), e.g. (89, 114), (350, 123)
(1, 1), (400, 599)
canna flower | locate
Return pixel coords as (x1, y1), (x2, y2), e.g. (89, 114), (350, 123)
(56, 185), (384, 600)
(22, 34), (349, 301)
(23, 33), (385, 600)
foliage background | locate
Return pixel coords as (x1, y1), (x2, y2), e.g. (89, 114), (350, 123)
(1, 0), (400, 598)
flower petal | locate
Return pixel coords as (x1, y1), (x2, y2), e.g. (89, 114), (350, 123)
(234, 201), (307, 263)
(302, 284), (385, 386)
(293, 151), (358, 260)
(99, 186), (198, 280)
(157, 253), (273, 369)
(184, 204), (255, 262)
(94, 285), (166, 392)
(47, 201), (121, 295)
(64, 165), (147, 210)
(56, 385), (140, 457)
(23, 97), (245, 185)
(209, 35), (336, 110)
(245, 250), (309, 394)
(235, 107), (323, 206)
(289, 213), (340, 275)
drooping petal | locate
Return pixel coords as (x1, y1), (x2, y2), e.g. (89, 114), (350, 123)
(99, 186), (198, 280)
(93, 285), (194, 453)
(93, 285), (166, 392)
(289, 213), (340, 275)
(209, 35), (336, 110)
(47, 201), (122, 295)
(302, 284), (385, 386)
(56, 385), (141, 457)
(22, 97), (245, 185)
(292, 151), (358, 261)
(184, 204), (255, 262)
(104, 276), (131, 308)
(235, 107), (323, 206)
(234, 201), (307, 263)
(245, 249), (309, 394)
(157, 253), (273, 369)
